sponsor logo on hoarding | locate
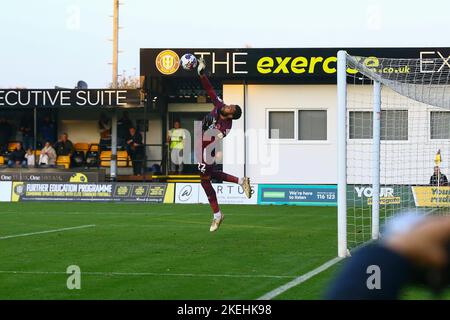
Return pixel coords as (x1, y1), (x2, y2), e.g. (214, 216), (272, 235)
(69, 173), (88, 183)
(0, 170), (102, 182)
(155, 50), (180, 75)
(257, 56), (340, 75)
(354, 186), (401, 205)
(10, 182), (174, 203)
(178, 185), (193, 202)
(198, 183), (257, 205)
(258, 184), (337, 206)
(175, 183), (257, 205)
(142, 48), (450, 82)
(412, 186), (450, 207)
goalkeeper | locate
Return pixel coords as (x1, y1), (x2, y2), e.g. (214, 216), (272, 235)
(197, 58), (252, 232)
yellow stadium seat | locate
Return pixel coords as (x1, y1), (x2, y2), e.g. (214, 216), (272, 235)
(56, 156), (71, 169)
(75, 143), (90, 155)
(100, 151), (112, 167)
(0, 156), (4, 165)
(117, 151), (129, 167)
(35, 150), (41, 157)
(100, 151), (129, 167)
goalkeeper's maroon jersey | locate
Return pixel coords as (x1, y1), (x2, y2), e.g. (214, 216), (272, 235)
(199, 75), (233, 151)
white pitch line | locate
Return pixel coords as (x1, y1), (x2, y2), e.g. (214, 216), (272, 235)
(0, 270), (294, 279)
(257, 256), (343, 300)
(0, 224), (96, 240)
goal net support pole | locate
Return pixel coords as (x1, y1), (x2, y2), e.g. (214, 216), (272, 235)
(337, 50), (348, 257)
(372, 80), (381, 240)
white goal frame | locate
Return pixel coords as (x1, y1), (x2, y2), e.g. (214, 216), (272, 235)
(337, 50), (382, 257)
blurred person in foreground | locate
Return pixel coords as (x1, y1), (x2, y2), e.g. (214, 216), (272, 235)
(326, 213), (450, 299)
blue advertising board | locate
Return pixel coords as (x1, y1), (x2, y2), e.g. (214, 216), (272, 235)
(258, 184), (337, 206)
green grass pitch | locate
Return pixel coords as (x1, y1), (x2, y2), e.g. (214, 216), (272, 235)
(0, 202), (337, 299)
(1, 202), (450, 300)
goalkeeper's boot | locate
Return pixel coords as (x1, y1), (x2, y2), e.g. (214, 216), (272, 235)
(241, 177), (252, 199)
(210, 214), (224, 232)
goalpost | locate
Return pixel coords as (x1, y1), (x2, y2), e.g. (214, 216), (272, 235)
(337, 50), (450, 257)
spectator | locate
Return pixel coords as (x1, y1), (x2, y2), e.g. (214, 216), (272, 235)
(39, 141), (57, 166)
(430, 166), (448, 186)
(7, 143), (26, 168)
(24, 148), (35, 167)
(39, 115), (56, 145)
(0, 117), (12, 154)
(325, 214), (450, 299)
(126, 127), (144, 176)
(19, 114), (34, 150)
(167, 120), (186, 174)
(117, 111), (134, 147)
(54, 133), (74, 156)
(98, 112), (111, 150)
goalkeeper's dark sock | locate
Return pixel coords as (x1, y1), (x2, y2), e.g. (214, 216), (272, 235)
(213, 172), (239, 184)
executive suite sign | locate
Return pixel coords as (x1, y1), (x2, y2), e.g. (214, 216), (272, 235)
(140, 48), (450, 83)
(0, 89), (141, 108)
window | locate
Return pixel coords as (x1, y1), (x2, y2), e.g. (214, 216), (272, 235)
(268, 111), (295, 139)
(381, 110), (408, 140)
(349, 111), (372, 139)
(349, 110), (408, 140)
(298, 110), (327, 140)
(430, 111), (450, 139)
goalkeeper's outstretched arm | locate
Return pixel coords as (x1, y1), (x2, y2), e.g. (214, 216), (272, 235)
(198, 58), (224, 110)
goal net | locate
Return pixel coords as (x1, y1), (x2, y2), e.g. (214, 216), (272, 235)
(337, 51), (450, 257)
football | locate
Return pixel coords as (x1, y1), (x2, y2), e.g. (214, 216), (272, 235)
(180, 53), (198, 71)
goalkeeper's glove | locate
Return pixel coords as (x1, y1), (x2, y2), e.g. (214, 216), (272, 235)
(202, 113), (216, 131)
(197, 57), (206, 76)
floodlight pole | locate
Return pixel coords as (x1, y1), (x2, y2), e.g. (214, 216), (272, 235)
(112, 0), (119, 89)
(110, 0), (119, 181)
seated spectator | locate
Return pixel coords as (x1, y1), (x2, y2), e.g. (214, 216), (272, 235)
(7, 143), (27, 168)
(54, 133), (75, 156)
(430, 166), (448, 186)
(25, 148), (35, 167)
(39, 141), (57, 166)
